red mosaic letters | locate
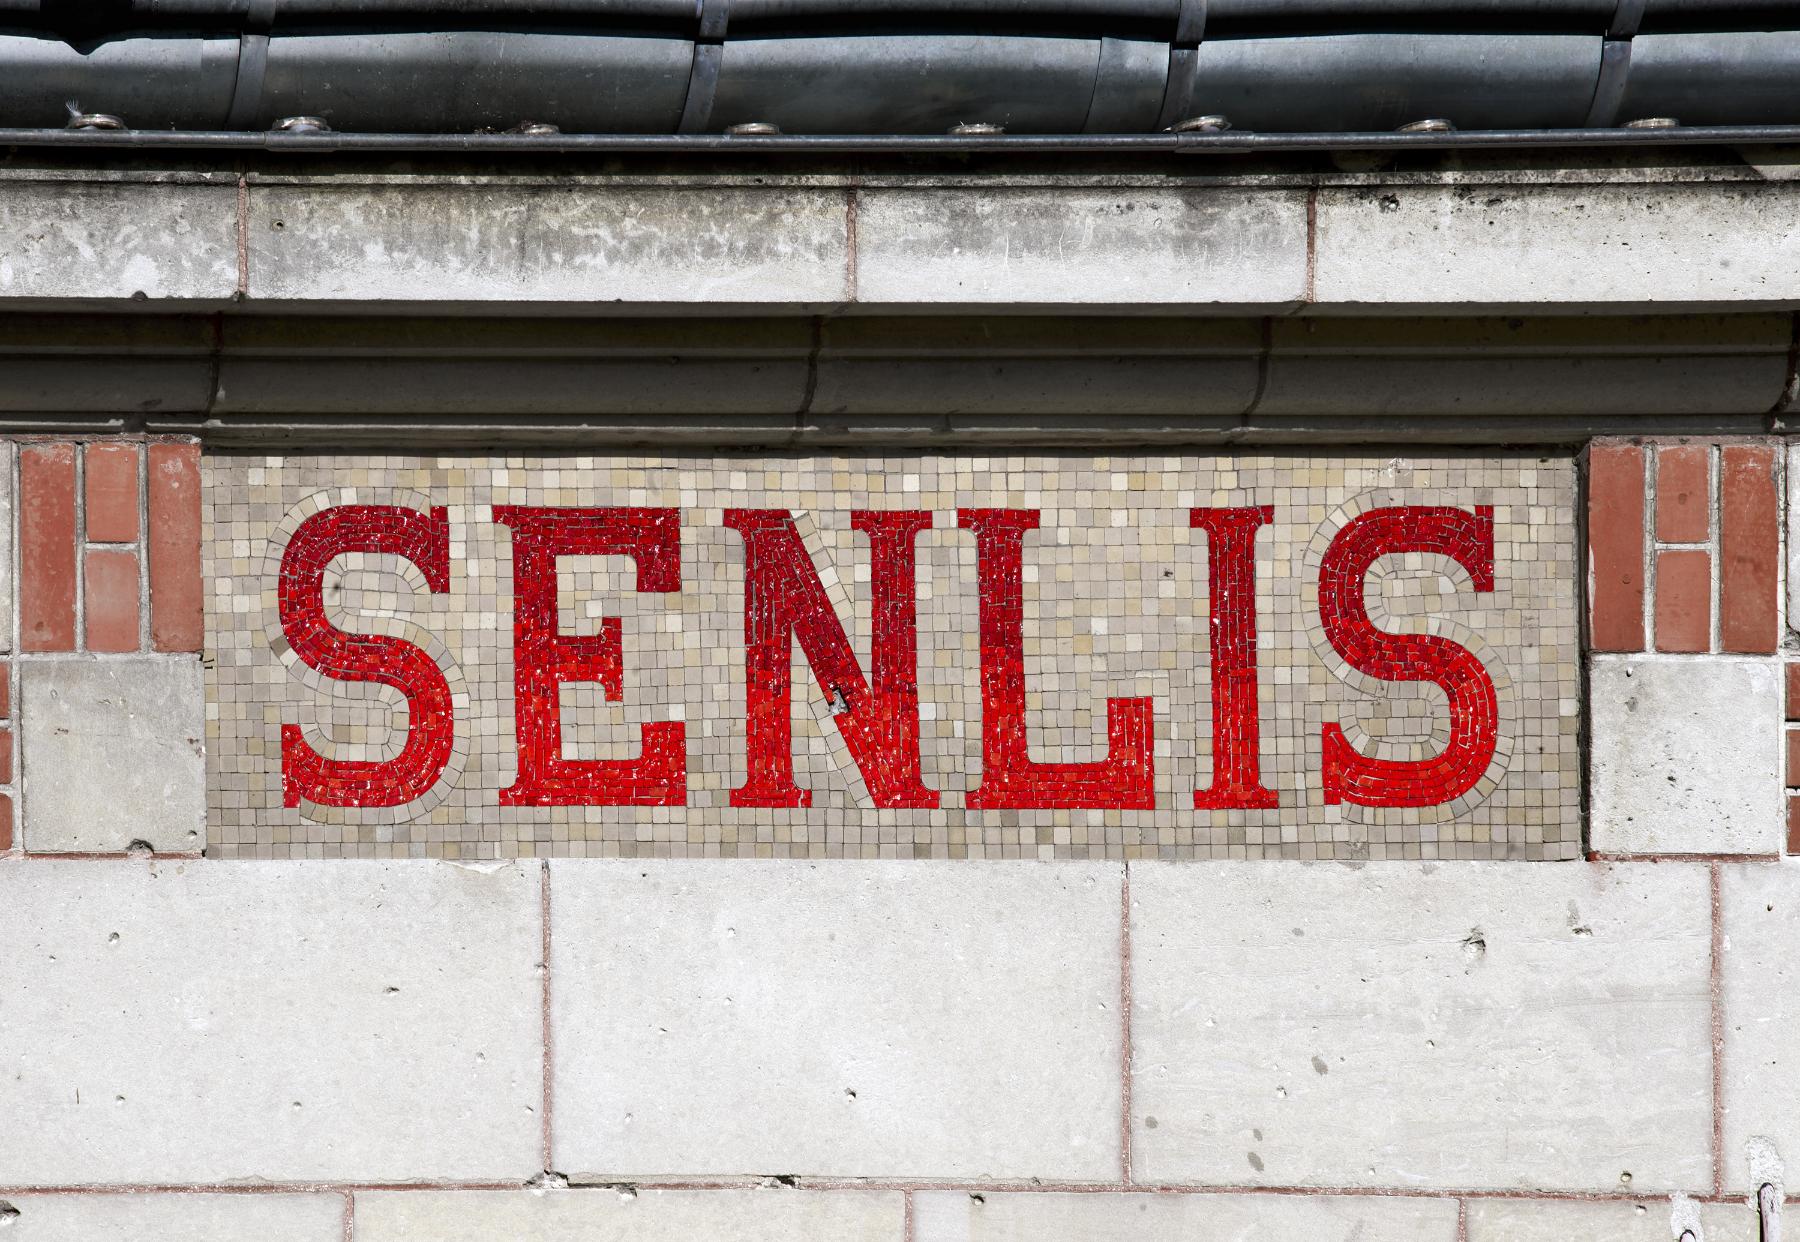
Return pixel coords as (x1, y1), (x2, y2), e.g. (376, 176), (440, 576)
(726, 509), (937, 809)
(495, 507), (687, 807)
(958, 509), (1156, 810)
(1318, 505), (1499, 808)
(1191, 506), (1280, 810)
(279, 504), (454, 808)
(275, 501), (1510, 815)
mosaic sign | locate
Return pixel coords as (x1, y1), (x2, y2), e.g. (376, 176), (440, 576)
(204, 454), (1580, 860)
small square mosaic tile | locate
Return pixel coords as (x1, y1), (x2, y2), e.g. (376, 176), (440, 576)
(203, 453), (1581, 860)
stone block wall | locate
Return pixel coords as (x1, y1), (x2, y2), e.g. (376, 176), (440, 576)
(0, 433), (1795, 1241)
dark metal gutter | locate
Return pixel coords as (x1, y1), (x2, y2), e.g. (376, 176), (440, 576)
(8, 124), (1800, 153)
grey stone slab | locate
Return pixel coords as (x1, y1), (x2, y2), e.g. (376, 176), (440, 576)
(20, 657), (206, 853)
(0, 1194), (343, 1242)
(1588, 655), (1785, 856)
(548, 860), (1124, 1181)
(1314, 183), (1800, 309)
(1465, 1199), (1759, 1242)
(0, 859), (541, 1183)
(1130, 861), (1713, 1191)
(852, 187), (1308, 307)
(912, 1191), (1459, 1241)
(0, 181), (238, 305)
(1721, 862), (1800, 1195)
(245, 184), (850, 306)
(355, 1189), (905, 1241)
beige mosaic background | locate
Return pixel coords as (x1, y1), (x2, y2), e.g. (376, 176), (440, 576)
(204, 453), (1580, 860)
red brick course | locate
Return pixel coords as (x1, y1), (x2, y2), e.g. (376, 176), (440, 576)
(148, 441), (203, 653)
(20, 443), (78, 652)
(1720, 444), (1780, 654)
(83, 443), (141, 544)
(84, 549), (141, 653)
(1653, 550), (1711, 653)
(1592, 437), (1784, 656)
(0, 792), (12, 851)
(1654, 445), (1710, 544)
(1586, 442), (1646, 652)
(1790, 794), (1800, 856)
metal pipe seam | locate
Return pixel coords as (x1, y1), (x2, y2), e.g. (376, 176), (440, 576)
(13, 0), (1800, 32)
(19, 26), (1800, 135)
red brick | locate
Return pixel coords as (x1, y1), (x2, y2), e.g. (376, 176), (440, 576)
(84, 548), (140, 653)
(1653, 549), (1711, 653)
(1721, 443), (1780, 653)
(1587, 442), (1647, 652)
(0, 731), (12, 785)
(0, 793), (12, 851)
(1654, 444), (1710, 543)
(83, 442), (141, 543)
(1789, 729), (1800, 787)
(20, 443), (78, 652)
(1789, 664), (1800, 722)
(0, 665), (11, 720)
(1791, 794), (1800, 854)
(148, 441), (203, 653)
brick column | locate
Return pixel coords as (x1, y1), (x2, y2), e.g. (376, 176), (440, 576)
(7, 437), (206, 855)
(1585, 437), (1787, 857)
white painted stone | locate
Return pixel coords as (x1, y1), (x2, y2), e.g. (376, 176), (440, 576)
(246, 185), (850, 306)
(1464, 1198), (1759, 1242)
(1314, 182), (1800, 308)
(0, 860), (541, 1183)
(355, 1189), (904, 1241)
(912, 1191), (1459, 1241)
(1130, 861), (1713, 1191)
(1721, 862), (1800, 1195)
(0, 180), (238, 305)
(0, 1194), (343, 1242)
(549, 860), (1123, 1180)
(1588, 655), (1785, 856)
(852, 188), (1308, 307)
(20, 657), (207, 852)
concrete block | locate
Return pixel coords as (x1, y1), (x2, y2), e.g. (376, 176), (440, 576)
(0, 180), (238, 305)
(1588, 655), (1785, 855)
(1314, 183), (1800, 309)
(548, 860), (1123, 1180)
(1721, 861), (1800, 1194)
(1464, 1199), (1759, 1242)
(20, 657), (206, 852)
(245, 185), (850, 306)
(1130, 861), (1713, 1191)
(911, 1191), (1459, 1241)
(0, 1194), (343, 1242)
(852, 188), (1308, 308)
(0, 860), (541, 1183)
(355, 1189), (905, 1241)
